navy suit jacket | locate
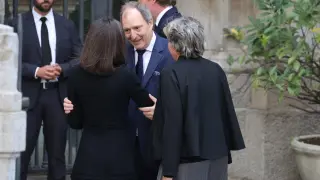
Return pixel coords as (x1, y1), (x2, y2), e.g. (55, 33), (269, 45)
(126, 34), (174, 162)
(9, 12), (82, 109)
(154, 6), (182, 38)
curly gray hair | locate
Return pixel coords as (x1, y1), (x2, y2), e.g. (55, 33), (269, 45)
(164, 16), (205, 58)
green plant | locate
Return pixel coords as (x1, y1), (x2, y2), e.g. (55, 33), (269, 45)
(224, 0), (320, 113)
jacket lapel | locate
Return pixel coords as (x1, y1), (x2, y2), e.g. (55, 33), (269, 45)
(142, 35), (165, 87)
(25, 12), (41, 56)
(54, 13), (62, 63)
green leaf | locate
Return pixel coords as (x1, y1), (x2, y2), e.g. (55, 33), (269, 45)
(270, 74), (278, 83)
(288, 73), (295, 81)
(261, 34), (269, 48)
(252, 79), (261, 88)
(276, 84), (285, 91)
(288, 86), (296, 96)
(298, 68), (306, 77)
(227, 55), (234, 66)
(264, 26), (276, 34)
(292, 77), (301, 86)
(238, 55), (246, 64)
(293, 61), (301, 71)
(269, 65), (277, 75)
(288, 56), (296, 65)
(256, 67), (264, 75)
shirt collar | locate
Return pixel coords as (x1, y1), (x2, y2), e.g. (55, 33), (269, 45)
(135, 32), (157, 52)
(32, 7), (54, 22)
(155, 6), (173, 26)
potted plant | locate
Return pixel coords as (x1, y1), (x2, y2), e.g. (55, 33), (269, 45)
(224, 0), (320, 180)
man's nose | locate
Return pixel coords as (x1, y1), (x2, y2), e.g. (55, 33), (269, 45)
(130, 31), (138, 40)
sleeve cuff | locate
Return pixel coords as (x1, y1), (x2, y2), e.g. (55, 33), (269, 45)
(162, 170), (176, 178)
(34, 67), (39, 79)
(163, 175), (174, 178)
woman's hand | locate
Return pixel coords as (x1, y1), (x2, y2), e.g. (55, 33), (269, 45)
(162, 177), (173, 180)
(63, 97), (74, 114)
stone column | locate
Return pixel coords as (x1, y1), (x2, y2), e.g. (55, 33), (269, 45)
(0, 0), (27, 179)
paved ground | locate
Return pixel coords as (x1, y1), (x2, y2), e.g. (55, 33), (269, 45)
(28, 175), (71, 180)
(27, 175), (242, 180)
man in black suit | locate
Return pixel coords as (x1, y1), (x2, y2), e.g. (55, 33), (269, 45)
(9, 0), (82, 179)
(138, 0), (181, 38)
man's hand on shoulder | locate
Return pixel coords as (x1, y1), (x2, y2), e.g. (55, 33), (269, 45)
(36, 65), (57, 80)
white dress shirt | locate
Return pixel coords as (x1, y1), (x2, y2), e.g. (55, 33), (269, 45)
(135, 33), (156, 136)
(155, 6), (173, 26)
(32, 7), (57, 80)
(134, 32), (157, 74)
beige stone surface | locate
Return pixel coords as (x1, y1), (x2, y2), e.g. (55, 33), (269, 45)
(0, 22), (26, 180)
(0, 0), (4, 24)
(0, 24), (21, 112)
(228, 109), (320, 180)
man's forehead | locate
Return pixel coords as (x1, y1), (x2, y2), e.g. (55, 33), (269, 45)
(122, 8), (145, 21)
(122, 8), (146, 27)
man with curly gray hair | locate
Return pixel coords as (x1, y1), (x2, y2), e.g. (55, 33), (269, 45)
(153, 17), (245, 180)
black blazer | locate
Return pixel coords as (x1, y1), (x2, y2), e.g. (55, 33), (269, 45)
(154, 6), (181, 38)
(153, 56), (245, 177)
(8, 11), (82, 109)
(66, 65), (154, 178)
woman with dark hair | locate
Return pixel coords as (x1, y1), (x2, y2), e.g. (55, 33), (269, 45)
(66, 17), (154, 180)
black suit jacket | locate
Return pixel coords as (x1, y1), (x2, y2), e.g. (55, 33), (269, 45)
(153, 56), (245, 177)
(9, 12), (82, 109)
(154, 6), (182, 38)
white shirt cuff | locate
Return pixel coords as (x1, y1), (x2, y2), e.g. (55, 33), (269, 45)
(34, 67), (39, 79)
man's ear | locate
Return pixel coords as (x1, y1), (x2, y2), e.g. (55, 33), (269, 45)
(148, 19), (154, 26)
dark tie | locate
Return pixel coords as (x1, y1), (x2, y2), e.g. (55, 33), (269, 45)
(136, 49), (146, 82)
(40, 17), (52, 66)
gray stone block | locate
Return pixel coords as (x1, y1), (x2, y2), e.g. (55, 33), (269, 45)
(229, 109), (320, 180)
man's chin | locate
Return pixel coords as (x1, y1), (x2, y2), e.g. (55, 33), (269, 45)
(132, 43), (146, 50)
(41, 6), (51, 11)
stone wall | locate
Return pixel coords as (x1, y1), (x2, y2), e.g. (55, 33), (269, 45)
(177, 0), (320, 180)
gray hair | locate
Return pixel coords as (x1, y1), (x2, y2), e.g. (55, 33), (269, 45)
(120, 1), (153, 23)
(164, 17), (205, 58)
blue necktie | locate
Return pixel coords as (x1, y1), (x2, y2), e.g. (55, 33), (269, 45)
(136, 49), (146, 81)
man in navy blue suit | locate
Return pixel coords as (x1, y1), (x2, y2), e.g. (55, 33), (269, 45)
(63, 2), (174, 180)
(139, 0), (181, 38)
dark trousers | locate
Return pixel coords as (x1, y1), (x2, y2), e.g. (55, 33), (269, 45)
(134, 137), (158, 180)
(20, 88), (67, 180)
